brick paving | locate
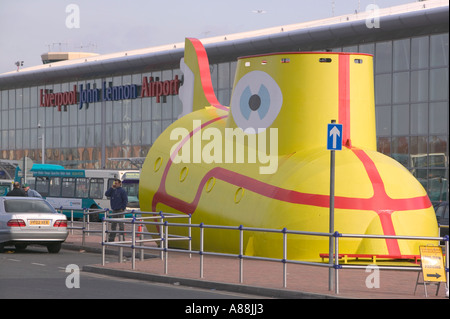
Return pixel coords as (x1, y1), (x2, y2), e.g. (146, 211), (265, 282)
(64, 229), (448, 299)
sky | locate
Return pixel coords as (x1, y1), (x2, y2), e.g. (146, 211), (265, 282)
(0, 0), (415, 74)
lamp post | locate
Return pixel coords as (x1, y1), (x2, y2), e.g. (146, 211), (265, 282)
(38, 121), (45, 164)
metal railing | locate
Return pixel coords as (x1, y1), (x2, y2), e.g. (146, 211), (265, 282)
(101, 212), (192, 269)
(334, 232), (449, 294)
(100, 213), (449, 295)
(60, 207), (142, 246)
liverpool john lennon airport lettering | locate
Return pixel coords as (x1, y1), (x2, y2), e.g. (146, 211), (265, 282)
(39, 75), (181, 111)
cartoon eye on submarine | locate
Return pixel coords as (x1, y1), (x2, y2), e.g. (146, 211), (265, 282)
(230, 70), (283, 134)
(139, 38), (438, 261)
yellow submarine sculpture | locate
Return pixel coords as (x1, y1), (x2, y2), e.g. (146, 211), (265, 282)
(139, 38), (438, 261)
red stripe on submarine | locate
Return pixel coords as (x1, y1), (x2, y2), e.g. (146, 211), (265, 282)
(139, 38), (438, 260)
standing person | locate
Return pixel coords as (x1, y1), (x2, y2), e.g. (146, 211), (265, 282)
(105, 179), (128, 242)
(22, 184), (42, 198)
(6, 182), (26, 196)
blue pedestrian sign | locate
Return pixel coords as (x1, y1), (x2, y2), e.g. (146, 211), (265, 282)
(327, 123), (343, 151)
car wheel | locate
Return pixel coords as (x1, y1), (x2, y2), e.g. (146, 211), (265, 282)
(90, 205), (100, 222)
(15, 243), (28, 251)
(47, 243), (62, 253)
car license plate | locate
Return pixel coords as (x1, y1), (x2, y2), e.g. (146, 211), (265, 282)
(29, 220), (50, 226)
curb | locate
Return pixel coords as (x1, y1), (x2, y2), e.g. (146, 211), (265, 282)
(63, 242), (346, 299)
(82, 265), (345, 299)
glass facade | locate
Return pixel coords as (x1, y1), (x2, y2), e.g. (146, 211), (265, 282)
(1, 70), (185, 169)
(333, 33), (449, 202)
(387, 34), (448, 203)
(0, 32), (448, 202)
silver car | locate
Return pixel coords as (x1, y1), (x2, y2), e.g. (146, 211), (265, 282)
(0, 197), (68, 253)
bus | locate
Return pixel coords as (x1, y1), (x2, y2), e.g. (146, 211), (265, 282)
(16, 164), (140, 221)
(121, 171), (140, 209)
(0, 180), (13, 196)
(1, 159), (17, 196)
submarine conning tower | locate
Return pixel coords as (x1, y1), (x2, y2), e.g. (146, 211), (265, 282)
(226, 52), (377, 155)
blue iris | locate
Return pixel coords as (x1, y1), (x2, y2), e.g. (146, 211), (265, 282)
(240, 85), (270, 120)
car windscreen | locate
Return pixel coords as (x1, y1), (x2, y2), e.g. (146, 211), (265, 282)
(4, 199), (55, 214)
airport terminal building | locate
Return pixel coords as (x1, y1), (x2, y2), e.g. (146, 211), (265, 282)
(0, 0), (448, 201)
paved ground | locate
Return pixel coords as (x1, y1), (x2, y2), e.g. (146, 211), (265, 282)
(63, 227), (449, 299)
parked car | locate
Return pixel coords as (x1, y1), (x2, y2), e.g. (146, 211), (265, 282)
(0, 197), (68, 253)
(434, 201), (449, 238)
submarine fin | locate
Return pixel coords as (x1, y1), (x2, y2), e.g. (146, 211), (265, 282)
(178, 38), (227, 118)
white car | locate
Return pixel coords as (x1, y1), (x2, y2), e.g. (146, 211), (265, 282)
(0, 197), (68, 253)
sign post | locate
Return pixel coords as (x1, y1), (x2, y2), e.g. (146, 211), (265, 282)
(18, 157), (34, 184)
(327, 120), (343, 291)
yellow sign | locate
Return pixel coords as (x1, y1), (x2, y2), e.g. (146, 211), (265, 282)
(419, 246), (446, 283)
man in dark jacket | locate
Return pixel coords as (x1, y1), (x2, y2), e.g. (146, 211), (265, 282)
(6, 182), (26, 196)
(105, 179), (128, 242)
